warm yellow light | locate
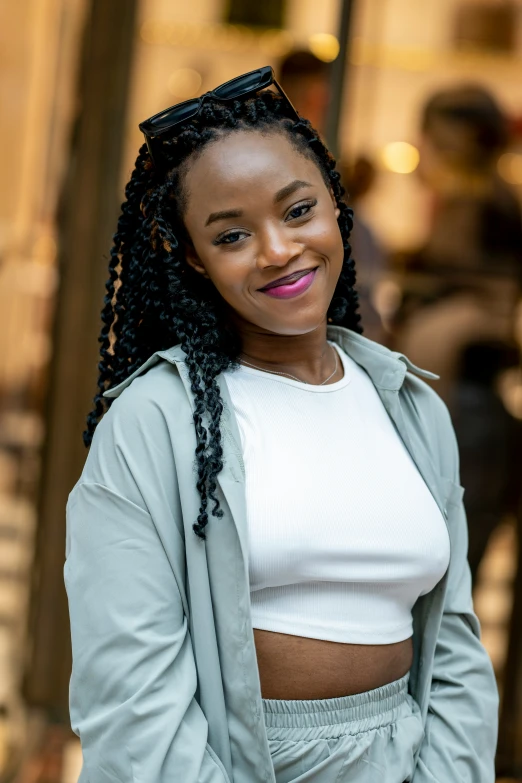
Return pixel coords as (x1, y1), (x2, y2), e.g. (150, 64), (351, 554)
(260, 29), (294, 57)
(141, 20), (171, 45)
(372, 279), (402, 320)
(308, 33), (339, 63)
(350, 37), (368, 67)
(168, 68), (202, 99)
(231, 25), (255, 52)
(381, 142), (419, 174)
(220, 25), (243, 51)
(497, 368), (522, 420)
(497, 152), (522, 186)
(33, 233), (57, 264)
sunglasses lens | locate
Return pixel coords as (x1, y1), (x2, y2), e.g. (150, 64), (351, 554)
(213, 68), (271, 100)
(147, 99), (200, 134)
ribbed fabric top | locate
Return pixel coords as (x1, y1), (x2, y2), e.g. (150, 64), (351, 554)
(223, 342), (450, 644)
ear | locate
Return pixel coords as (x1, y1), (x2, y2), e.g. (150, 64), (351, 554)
(185, 242), (210, 279)
(329, 187), (340, 219)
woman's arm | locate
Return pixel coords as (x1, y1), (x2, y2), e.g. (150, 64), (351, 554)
(413, 394), (499, 782)
(65, 481), (229, 783)
(64, 369), (230, 783)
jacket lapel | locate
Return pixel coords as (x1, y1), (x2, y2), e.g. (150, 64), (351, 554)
(168, 353), (250, 578)
(216, 375), (250, 575)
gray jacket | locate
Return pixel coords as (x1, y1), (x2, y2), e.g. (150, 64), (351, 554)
(65, 326), (498, 782)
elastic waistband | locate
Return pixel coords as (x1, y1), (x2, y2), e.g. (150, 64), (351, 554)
(262, 673), (410, 740)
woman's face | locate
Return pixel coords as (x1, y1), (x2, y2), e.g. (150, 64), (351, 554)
(182, 130), (343, 337)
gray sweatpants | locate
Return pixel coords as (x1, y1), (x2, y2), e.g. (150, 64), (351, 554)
(262, 674), (423, 783)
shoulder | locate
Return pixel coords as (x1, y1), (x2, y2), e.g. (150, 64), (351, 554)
(79, 354), (192, 505)
(110, 356), (185, 403)
(402, 369), (452, 427)
(97, 359), (191, 444)
(103, 347), (187, 407)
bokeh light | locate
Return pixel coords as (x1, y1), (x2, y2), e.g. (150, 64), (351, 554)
(308, 33), (340, 63)
(497, 152), (522, 186)
(167, 68), (202, 99)
(381, 141), (420, 174)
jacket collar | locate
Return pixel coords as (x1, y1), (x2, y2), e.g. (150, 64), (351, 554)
(103, 326), (438, 400)
(327, 326), (438, 390)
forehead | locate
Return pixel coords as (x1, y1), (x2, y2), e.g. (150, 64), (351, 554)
(182, 130), (323, 215)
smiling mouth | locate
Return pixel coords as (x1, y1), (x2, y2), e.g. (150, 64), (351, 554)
(258, 267), (319, 300)
(259, 267), (319, 291)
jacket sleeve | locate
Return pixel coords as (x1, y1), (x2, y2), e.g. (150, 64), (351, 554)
(413, 395), (499, 783)
(65, 482), (229, 783)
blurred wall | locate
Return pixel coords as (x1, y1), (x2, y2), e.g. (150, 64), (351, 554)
(23, 0), (139, 714)
(0, 0), (87, 737)
(0, 0), (86, 395)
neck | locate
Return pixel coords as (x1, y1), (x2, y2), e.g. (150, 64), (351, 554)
(237, 321), (338, 385)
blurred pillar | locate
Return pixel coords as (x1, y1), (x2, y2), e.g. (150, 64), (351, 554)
(23, 0), (138, 717)
(325, 0), (355, 159)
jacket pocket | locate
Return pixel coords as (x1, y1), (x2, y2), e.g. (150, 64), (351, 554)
(200, 744), (232, 783)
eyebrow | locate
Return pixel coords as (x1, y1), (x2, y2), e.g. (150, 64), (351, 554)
(204, 179), (313, 227)
(274, 179), (313, 204)
(205, 208), (243, 227)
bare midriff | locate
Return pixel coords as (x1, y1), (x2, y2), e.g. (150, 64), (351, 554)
(254, 629), (414, 700)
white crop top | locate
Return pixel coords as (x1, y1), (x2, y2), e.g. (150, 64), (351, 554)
(223, 343), (450, 644)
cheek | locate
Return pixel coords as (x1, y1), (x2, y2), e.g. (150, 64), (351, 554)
(306, 214), (344, 267)
(198, 248), (252, 304)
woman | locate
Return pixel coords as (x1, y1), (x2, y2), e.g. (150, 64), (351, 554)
(64, 67), (498, 783)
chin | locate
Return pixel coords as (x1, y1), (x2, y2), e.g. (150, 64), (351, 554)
(259, 309), (330, 337)
(231, 289), (333, 337)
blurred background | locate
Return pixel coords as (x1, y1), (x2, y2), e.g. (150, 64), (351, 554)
(1, 0), (522, 780)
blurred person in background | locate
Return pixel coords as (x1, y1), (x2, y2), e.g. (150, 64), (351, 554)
(392, 85), (522, 585)
(418, 85), (522, 280)
(451, 340), (521, 585)
(394, 84), (522, 397)
(279, 49), (331, 136)
(64, 68), (497, 783)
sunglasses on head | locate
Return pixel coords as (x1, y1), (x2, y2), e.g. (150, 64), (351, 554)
(139, 65), (300, 170)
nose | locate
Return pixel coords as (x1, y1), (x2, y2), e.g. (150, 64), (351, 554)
(257, 224), (303, 270)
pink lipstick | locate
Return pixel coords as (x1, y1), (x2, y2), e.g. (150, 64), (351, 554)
(259, 268), (318, 299)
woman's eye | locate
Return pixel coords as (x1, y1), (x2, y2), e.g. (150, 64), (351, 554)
(286, 200), (317, 221)
(213, 231), (247, 246)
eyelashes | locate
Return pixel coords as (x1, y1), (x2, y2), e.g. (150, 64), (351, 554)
(286, 199), (317, 221)
(213, 230), (246, 246)
(212, 199), (318, 246)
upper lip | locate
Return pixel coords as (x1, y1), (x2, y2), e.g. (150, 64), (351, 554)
(258, 267), (318, 291)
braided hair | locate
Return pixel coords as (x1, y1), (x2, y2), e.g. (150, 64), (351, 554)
(85, 90), (361, 538)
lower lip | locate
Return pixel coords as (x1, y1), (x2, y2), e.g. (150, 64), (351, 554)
(260, 269), (318, 299)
